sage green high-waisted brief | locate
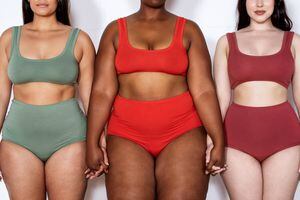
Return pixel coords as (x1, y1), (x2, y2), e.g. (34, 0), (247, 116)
(2, 98), (86, 161)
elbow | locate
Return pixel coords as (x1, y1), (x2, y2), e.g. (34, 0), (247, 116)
(190, 88), (217, 102)
(92, 86), (118, 102)
(0, 89), (12, 104)
(293, 96), (300, 111)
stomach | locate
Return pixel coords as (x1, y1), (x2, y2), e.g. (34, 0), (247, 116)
(233, 81), (289, 107)
(13, 82), (76, 105)
(118, 72), (188, 101)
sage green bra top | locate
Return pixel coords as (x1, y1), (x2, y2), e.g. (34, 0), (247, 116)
(8, 26), (80, 85)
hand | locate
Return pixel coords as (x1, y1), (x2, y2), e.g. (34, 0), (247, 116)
(85, 145), (108, 179)
(205, 144), (226, 176)
(99, 129), (109, 169)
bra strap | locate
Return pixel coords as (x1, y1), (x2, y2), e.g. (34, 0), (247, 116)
(284, 31), (294, 51)
(226, 32), (238, 53)
(66, 28), (80, 53)
(10, 26), (20, 57)
(174, 17), (186, 44)
(117, 18), (128, 46)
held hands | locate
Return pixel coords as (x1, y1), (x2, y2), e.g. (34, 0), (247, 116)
(205, 142), (227, 176)
(85, 131), (109, 179)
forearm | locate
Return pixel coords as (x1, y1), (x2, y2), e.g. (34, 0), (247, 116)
(293, 97), (300, 119)
(86, 92), (116, 147)
(0, 94), (11, 132)
(192, 90), (225, 147)
(78, 89), (91, 114)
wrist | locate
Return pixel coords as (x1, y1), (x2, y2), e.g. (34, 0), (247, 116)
(86, 138), (100, 149)
(211, 140), (225, 149)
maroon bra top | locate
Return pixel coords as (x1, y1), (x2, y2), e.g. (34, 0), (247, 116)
(226, 32), (295, 89)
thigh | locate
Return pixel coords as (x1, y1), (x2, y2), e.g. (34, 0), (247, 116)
(105, 135), (155, 200)
(262, 145), (300, 200)
(45, 141), (87, 200)
(221, 147), (263, 200)
(155, 127), (209, 200)
(0, 141), (46, 200)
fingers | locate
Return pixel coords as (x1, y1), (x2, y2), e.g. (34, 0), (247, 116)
(206, 158), (217, 174)
(206, 163), (228, 176)
(85, 161), (109, 180)
(101, 147), (109, 166)
(85, 168), (103, 179)
(84, 168), (91, 175)
(89, 165), (104, 179)
(211, 165), (228, 176)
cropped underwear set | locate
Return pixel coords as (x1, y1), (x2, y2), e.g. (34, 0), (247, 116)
(1, 26), (86, 161)
(225, 32), (300, 162)
(107, 17), (203, 157)
(2, 19), (300, 161)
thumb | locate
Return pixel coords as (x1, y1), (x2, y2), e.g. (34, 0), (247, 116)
(206, 150), (211, 164)
(101, 147), (109, 166)
(206, 145), (214, 164)
(100, 131), (107, 148)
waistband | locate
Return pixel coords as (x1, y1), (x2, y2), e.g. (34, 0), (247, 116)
(11, 98), (78, 108)
(230, 101), (290, 110)
(115, 91), (192, 105)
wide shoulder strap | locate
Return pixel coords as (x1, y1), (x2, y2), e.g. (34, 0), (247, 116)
(66, 28), (80, 53)
(10, 26), (21, 57)
(226, 32), (238, 53)
(283, 31), (294, 52)
(117, 18), (128, 45)
(174, 16), (187, 42)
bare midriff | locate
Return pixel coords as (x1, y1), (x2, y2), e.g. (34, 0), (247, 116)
(233, 81), (288, 107)
(13, 83), (76, 105)
(118, 72), (188, 101)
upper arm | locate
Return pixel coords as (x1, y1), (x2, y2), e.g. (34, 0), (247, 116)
(74, 30), (95, 111)
(291, 33), (300, 108)
(76, 30), (96, 82)
(0, 28), (13, 99)
(92, 21), (119, 96)
(213, 35), (231, 116)
(185, 20), (213, 97)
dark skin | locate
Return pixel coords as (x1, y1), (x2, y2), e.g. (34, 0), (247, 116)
(86, 0), (225, 198)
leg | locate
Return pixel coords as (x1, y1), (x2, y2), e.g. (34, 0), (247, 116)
(0, 141), (46, 200)
(45, 141), (87, 200)
(221, 147), (263, 200)
(155, 127), (209, 200)
(262, 146), (300, 200)
(105, 135), (155, 200)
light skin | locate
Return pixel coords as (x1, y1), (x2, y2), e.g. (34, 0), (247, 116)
(0, 0), (95, 199)
(85, 0), (226, 198)
(214, 0), (300, 199)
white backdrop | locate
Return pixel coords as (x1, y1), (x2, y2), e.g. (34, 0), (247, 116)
(0, 0), (300, 199)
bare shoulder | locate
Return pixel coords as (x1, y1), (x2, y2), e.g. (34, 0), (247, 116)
(216, 34), (229, 49)
(184, 19), (204, 38)
(76, 29), (94, 47)
(102, 20), (119, 40)
(0, 27), (14, 48)
(292, 32), (300, 47)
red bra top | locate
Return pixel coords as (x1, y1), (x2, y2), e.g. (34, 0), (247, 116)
(115, 16), (188, 76)
(226, 32), (295, 89)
